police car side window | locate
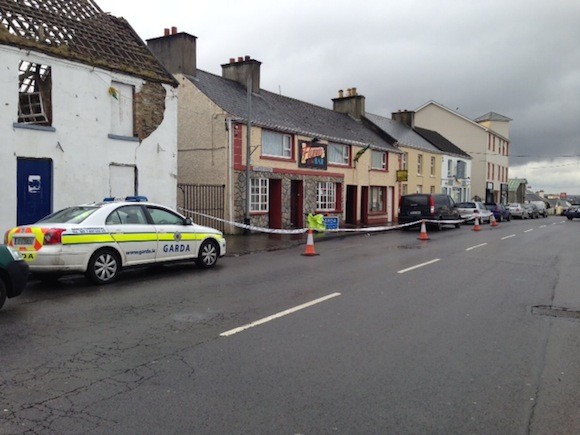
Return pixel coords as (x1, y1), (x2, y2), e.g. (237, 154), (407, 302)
(106, 210), (122, 225)
(106, 206), (148, 225)
(147, 207), (183, 225)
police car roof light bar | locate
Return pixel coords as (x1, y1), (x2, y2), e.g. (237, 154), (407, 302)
(102, 196), (149, 202)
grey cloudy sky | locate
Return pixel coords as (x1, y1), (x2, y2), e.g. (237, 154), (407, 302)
(98, 0), (580, 195)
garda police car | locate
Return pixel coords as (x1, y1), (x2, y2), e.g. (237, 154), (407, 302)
(4, 197), (226, 285)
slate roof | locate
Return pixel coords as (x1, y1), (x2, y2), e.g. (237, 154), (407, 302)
(364, 113), (442, 154)
(0, 0), (176, 85)
(413, 127), (471, 159)
(474, 112), (512, 122)
(186, 70), (400, 152)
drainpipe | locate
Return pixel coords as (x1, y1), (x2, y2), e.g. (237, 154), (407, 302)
(244, 77), (252, 233)
(227, 117), (234, 234)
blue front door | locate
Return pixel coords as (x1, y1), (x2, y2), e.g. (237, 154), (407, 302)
(17, 158), (53, 225)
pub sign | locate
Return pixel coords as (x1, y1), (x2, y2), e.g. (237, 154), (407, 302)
(299, 141), (327, 170)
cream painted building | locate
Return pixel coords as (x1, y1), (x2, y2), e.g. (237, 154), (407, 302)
(363, 113), (443, 197)
(414, 101), (511, 203)
(147, 31), (401, 233)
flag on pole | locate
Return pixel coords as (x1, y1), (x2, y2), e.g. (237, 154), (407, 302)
(353, 144), (371, 162)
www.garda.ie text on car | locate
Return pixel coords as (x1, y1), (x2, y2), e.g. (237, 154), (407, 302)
(4, 198), (226, 284)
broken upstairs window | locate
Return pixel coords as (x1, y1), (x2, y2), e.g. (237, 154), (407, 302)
(18, 60), (52, 126)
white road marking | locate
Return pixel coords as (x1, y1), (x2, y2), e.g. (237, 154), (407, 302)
(539, 225), (547, 228)
(501, 234), (516, 240)
(466, 243), (488, 251)
(524, 229), (533, 233)
(397, 258), (440, 274)
(220, 292), (341, 337)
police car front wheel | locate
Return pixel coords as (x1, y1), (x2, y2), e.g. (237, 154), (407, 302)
(86, 249), (121, 284)
(196, 240), (219, 269)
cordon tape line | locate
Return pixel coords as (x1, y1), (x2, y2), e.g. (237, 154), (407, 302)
(180, 207), (470, 235)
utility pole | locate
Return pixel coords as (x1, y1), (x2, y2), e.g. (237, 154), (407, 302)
(244, 77), (252, 233)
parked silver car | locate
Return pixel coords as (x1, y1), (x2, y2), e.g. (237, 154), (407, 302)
(507, 203), (529, 219)
(456, 201), (493, 224)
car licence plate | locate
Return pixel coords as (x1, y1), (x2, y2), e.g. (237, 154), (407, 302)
(13, 236), (36, 246)
(409, 211), (421, 215)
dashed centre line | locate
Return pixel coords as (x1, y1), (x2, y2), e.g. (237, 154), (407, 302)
(501, 234), (516, 240)
(220, 292), (341, 337)
(524, 229), (533, 233)
(397, 258), (440, 274)
(466, 243), (488, 251)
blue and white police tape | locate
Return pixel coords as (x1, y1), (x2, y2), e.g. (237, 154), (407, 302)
(179, 208), (307, 234)
(180, 207), (470, 235)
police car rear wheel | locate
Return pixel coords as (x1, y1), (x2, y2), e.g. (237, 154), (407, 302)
(196, 240), (219, 269)
(86, 249), (121, 284)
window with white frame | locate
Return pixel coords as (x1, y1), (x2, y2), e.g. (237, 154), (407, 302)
(371, 150), (387, 170)
(328, 143), (350, 165)
(110, 81), (135, 137)
(430, 186), (436, 194)
(402, 152), (408, 170)
(457, 160), (466, 179)
(417, 154), (423, 174)
(370, 186), (385, 212)
(416, 184), (423, 193)
(250, 178), (269, 212)
(262, 130), (292, 158)
(316, 182), (336, 211)
(18, 61), (52, 126)
(430, 156), (436, 176)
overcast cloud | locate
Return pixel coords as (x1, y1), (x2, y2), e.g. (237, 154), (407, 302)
(97, 0), (580, 195)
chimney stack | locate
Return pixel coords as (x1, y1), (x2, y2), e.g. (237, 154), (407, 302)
(392, 109), (415, 128)
(146, 28), (197, 76)
(221, 56), (262, 94)
(332, 87), (365, 119)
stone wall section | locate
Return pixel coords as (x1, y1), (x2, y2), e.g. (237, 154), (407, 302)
(234, 170), (343, 231)
(134, 81), (166, 141)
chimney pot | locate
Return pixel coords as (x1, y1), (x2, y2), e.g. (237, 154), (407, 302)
(338, 89), (344, 98)
(237, 56), (243, 62)
(164, 28), (170, 36)
(352, 87), (357, 95)
(171, 26), (177, 35)
(229, 58), (235, 64)
(244, 55), (250, 61)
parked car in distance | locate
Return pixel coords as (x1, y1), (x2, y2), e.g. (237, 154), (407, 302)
(456, 201), (493, 224)
(507, 203), (528, 219)
(5, 197), (226, 285)
(398, 194), (461, 230)
(555, 200), (571, 216)
(484, 203), (511, 222)
(524, 203), (539, 219)
(530, 201), (548, 218)
(0, 244), (29, 310)
(565, 205), (580, 220)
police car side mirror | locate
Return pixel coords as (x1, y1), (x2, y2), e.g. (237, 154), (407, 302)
(184, 217), (193, 225)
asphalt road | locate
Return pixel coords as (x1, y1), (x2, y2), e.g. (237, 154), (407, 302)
(1, 217), (579, 434)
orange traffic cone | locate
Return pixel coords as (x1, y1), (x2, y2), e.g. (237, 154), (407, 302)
(490, 213), (498, 227)
(301, 229), (319, 256)
(473, 215), (481, 231)
(418, 220), (430, 240)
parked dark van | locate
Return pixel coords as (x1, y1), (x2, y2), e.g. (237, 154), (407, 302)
(398, 194), (461, 230)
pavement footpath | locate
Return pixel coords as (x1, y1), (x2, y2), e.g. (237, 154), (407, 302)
(225, 229), (365, 256)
